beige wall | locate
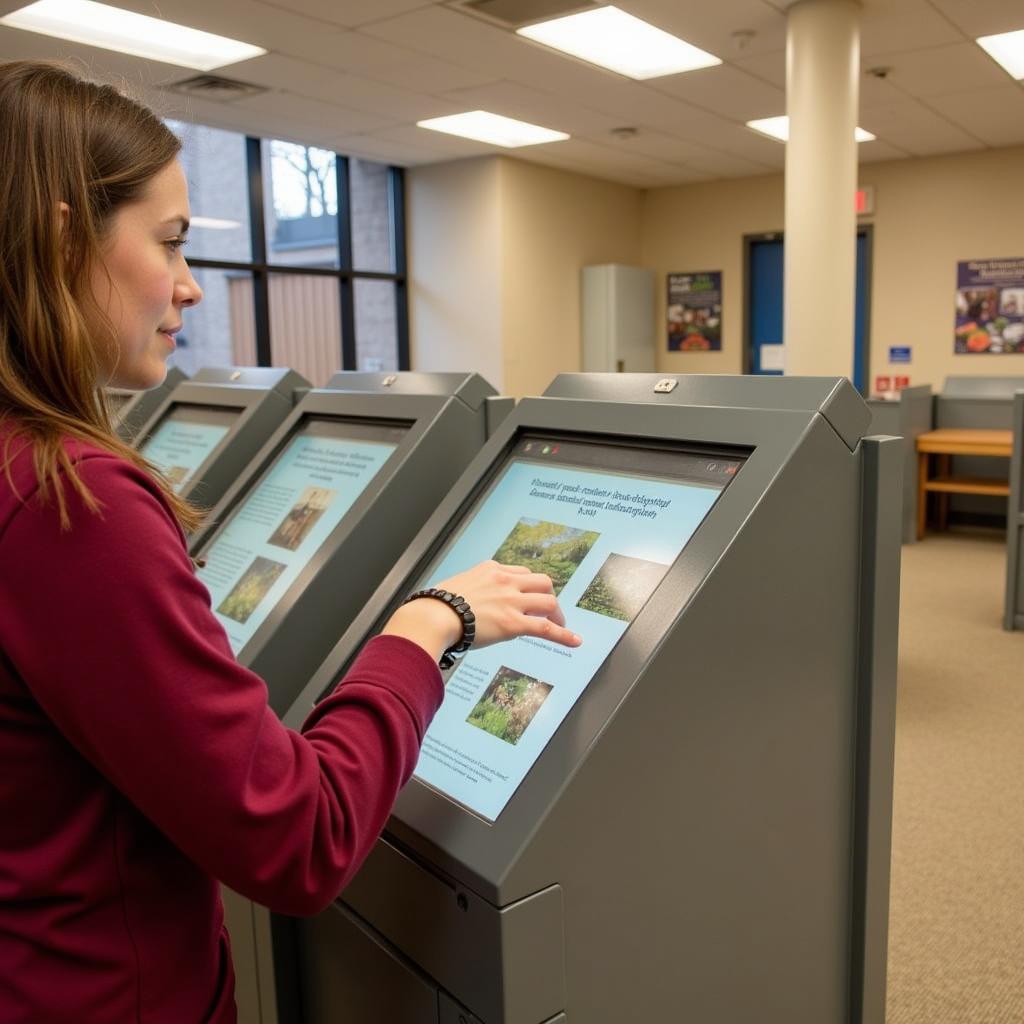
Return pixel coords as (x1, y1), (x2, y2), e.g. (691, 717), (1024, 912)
(408, 156), (641, 396)
(407, 157), (505, 389)
(643, 144), (1024, 389)
(643, 175), (783, 376)
(409, 144), (1024, 398)
(500, 159), (642, 396)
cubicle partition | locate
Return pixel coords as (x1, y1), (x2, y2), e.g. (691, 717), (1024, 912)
(935, 376), (1024, 527)
(1005, 392), (1024, 631)
(867, 385), (933, 544)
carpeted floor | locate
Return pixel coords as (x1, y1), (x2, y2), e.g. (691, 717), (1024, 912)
(886, 531), (1024, 1023)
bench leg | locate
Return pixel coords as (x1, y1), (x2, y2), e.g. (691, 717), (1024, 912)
(938, 453), (951, 530)
(918, 451), (928, 540)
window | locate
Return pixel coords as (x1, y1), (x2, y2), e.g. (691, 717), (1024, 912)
(168, 122), (408, 376)
(170, 268), (255, 376)
(171, 122), (251, 263)
(264, 142), (339, 269)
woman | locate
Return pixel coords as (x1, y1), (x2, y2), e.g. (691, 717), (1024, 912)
(0, 61), (580, 1023)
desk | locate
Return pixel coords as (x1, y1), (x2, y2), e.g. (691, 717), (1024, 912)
(917, 428), (1013, 539)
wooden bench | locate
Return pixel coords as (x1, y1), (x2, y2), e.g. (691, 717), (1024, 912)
(916, 428), (1013, 539)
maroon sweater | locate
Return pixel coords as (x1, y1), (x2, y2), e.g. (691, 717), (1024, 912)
(0, 433), (443, 1023)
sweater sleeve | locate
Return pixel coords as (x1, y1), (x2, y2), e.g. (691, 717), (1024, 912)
(0, 453), (443, 917)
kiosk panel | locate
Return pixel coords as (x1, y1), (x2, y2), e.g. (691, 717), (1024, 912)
(139, 404), (238, 491)
(197, 418), (404, 653)
(411, 436), (743, 821)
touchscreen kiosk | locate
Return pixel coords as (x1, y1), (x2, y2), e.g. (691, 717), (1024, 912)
(107, 366), (188, 442)
(187, 372), (511, 1024)
(275, 374), (900, 1024)
(132, 366), (307, 512)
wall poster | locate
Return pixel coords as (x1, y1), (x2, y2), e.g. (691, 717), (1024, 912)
(955, 258), (1024, 354)
(667, 271), (722, 352)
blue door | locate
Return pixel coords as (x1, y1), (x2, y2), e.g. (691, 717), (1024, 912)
(747, 232), (871, 392)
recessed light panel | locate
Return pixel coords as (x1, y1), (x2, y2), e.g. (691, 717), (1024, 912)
(417, 111), (569, 148)
(0, 0), (266, 71)
(747, 116), (876, 143)
(517, 5), (721, 80)
(976, 29), (1024, 80)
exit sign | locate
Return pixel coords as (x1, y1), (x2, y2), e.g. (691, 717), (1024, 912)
(856, 185), (875, 215)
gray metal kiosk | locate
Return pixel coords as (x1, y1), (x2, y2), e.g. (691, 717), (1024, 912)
(1005, 391), (1024, 631)
(133, 366), (307, 511)
(867, 384), (933, 544)
(277, 373), (901, 1024)
(107, 366), (188, 442)
(190, 370), (512, 715)
(192, 371), (511, 1024)
(935, 375), (1024, 527)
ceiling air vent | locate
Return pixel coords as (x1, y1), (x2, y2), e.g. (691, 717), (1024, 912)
(451, 0), (597, 30)
(169, 75), (267, 103)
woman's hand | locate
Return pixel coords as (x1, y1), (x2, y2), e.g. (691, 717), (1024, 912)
(380, 560), (582, 664)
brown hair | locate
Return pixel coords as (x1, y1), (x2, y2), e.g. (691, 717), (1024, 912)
(0, 59), (201, 531)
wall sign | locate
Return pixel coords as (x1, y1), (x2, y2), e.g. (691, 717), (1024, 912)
(889, 346), (912, 364)
(955, 258), (1024, 354)
(667, 271), (722, 352)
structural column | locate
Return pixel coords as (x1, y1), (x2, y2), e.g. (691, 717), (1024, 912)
(783, 0), (861, 379)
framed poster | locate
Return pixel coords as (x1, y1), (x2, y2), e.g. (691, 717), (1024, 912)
(667, 271), (722, 352)
(954, 258), (1024, 354)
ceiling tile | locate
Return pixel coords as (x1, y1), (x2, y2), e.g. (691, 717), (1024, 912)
(651, 64), (786, 122)
(855, 138), (911, 163)
(859, 0), (965, 57)
(734, 50), (786, 88)
(666, 114), (788, 166)
(928, 0), (1024, 39)
(929, 87), (1024, 147)
(231, 90), (394, 134)
(858, 99), (987, 156)
(251, 0), (431, 29)
(351, 54), (497, 95)
(621, 0), (789, 60)
(880, 42), (1015, 97)
(440, 80), (622, 135)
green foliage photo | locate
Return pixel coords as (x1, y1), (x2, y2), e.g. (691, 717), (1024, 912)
(493, 517), (599, 594)
(467, 666), (553, 746)
(577, 553), (669, 622)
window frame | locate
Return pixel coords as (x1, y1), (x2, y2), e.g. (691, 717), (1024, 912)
(182, 135), (409, 373)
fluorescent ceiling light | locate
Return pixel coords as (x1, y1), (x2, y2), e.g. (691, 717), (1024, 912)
(417, 111), (569, 148)
(190, 216), (242, 230)
(517, 6), (720, 80)
(976, 29), (1024, 80)
(0, 0), (266, 71)
(747, 116), (876, 143)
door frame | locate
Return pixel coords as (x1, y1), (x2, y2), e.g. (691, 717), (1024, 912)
(743, 225), (874, 394)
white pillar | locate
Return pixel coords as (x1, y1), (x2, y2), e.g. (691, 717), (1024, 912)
(783, 0), (861, 379)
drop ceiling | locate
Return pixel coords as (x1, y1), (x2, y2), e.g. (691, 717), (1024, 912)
(0, 0), (1022, 186)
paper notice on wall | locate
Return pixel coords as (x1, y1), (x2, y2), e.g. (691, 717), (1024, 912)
(760, 344), (785, 371)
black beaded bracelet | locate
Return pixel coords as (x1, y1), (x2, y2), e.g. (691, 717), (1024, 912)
(403, 588), (476, 670)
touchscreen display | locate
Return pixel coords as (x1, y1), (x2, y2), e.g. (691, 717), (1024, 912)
(139, 404), (237, 493)
(197, 418), (404, 654)
(411, 436), (743, 822)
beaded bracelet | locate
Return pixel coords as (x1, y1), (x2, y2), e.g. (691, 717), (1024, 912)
(403, 588), (476, 670)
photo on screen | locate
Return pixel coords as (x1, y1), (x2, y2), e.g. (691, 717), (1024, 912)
(267, 486), (337, 551)
(217, 556), (287, 624)
(576, 553), (670, 623)
(492, 517), (599, 595)
(466, 666), (554, 746)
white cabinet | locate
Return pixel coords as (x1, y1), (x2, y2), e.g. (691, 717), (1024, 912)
(581, 264), (656, 373)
